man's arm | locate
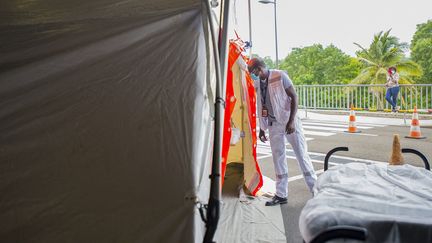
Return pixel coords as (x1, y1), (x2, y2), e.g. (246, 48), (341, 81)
(254, 81), (268, 142)
(285, 86), (298, 134)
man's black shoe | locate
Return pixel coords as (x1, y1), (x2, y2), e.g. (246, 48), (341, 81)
(265, 195), (287, 206)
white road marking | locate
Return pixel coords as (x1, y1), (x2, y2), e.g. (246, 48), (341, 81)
(257, 154), (272, 160)
(258, 175), (276, 195)
(257, 148), (388, 183)
(288, 169), (325, 182)
(303, 130), (335, 136)
(306, 150), (387, 164)
(341, 132), (378, 137)
(302, 125), (349, 132)
(302, 120), (386, 127)
(302, 122), (373, 129)
(258, 146), (387, 165)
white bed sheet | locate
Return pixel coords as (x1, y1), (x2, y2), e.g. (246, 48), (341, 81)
(300, 163), (432, 243)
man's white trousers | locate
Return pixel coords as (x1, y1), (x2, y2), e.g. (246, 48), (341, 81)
(268, 117), (317, 198)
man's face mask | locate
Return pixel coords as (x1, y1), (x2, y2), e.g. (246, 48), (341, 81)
(250, 73), (260, 81)
(250, 68), (260, 81)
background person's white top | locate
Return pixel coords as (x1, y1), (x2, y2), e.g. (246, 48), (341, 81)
(386, 72), (400, 88)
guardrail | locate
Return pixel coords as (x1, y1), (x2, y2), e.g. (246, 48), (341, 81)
(297, 84), (432, 112)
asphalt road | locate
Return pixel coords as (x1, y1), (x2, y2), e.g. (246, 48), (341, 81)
(255, 115), (432, 243)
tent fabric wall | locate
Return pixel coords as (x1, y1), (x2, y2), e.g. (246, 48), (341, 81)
(222, 41), (263, 195)
(0, 1), (214, 242)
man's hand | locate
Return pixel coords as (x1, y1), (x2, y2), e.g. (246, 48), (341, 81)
(284, 86), (298, 135)
(259, 129), (268, 143)
(285, 121), (295, 134)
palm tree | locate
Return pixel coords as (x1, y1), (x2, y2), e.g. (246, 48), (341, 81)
(350, 29), (422, 109)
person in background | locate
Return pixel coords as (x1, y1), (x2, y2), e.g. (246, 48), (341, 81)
(248, 58), (317, 206)
(385, 66), (400, 112)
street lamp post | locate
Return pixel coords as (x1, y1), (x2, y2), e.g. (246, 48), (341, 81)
(258, 0), (278, 68)
(248, 0), (253, 57)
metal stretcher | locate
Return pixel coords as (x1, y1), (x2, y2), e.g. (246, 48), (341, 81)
(300, 147), (432, 243)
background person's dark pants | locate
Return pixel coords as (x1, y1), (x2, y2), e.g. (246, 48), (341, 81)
(385, 86), (400, 110)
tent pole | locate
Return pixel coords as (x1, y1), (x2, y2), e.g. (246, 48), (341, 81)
(248, 0), (252, 57)
(203, 0), (230, 242)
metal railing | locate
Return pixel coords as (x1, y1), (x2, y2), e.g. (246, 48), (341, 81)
(297, 84), (432, 111)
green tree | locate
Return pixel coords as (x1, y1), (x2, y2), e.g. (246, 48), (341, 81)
(279, 44), (361, 85)
(262, 56), (276, 69)
(351, 29), (422, 109)
(351, 29), (422, 85)
(411, 20), (432, 83)
(251, 54), (276, 69)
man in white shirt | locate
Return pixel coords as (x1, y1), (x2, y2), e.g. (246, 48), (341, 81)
(248, 58), (317, 206)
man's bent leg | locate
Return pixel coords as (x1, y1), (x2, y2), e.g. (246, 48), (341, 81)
(268, 122), (289, 199)
(286, 117), (317, 192)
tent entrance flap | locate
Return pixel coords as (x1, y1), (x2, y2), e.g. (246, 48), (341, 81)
(222, 40), (263, 196)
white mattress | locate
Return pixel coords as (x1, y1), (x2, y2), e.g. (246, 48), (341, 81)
(299, 163), (432, 243)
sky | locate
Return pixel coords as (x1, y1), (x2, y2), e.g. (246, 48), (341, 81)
(225, 0), (432, 59)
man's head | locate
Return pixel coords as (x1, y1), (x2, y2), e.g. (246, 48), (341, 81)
(248, 58), (267, 81)
(388, 66), (397, 75)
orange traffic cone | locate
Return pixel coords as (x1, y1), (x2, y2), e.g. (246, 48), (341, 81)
(389, 134), (404, 165)
(345, 104), (361, 133)
(405, 106), (426, 139)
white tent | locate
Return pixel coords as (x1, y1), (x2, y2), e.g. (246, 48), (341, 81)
(0, 0), (223, 242)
